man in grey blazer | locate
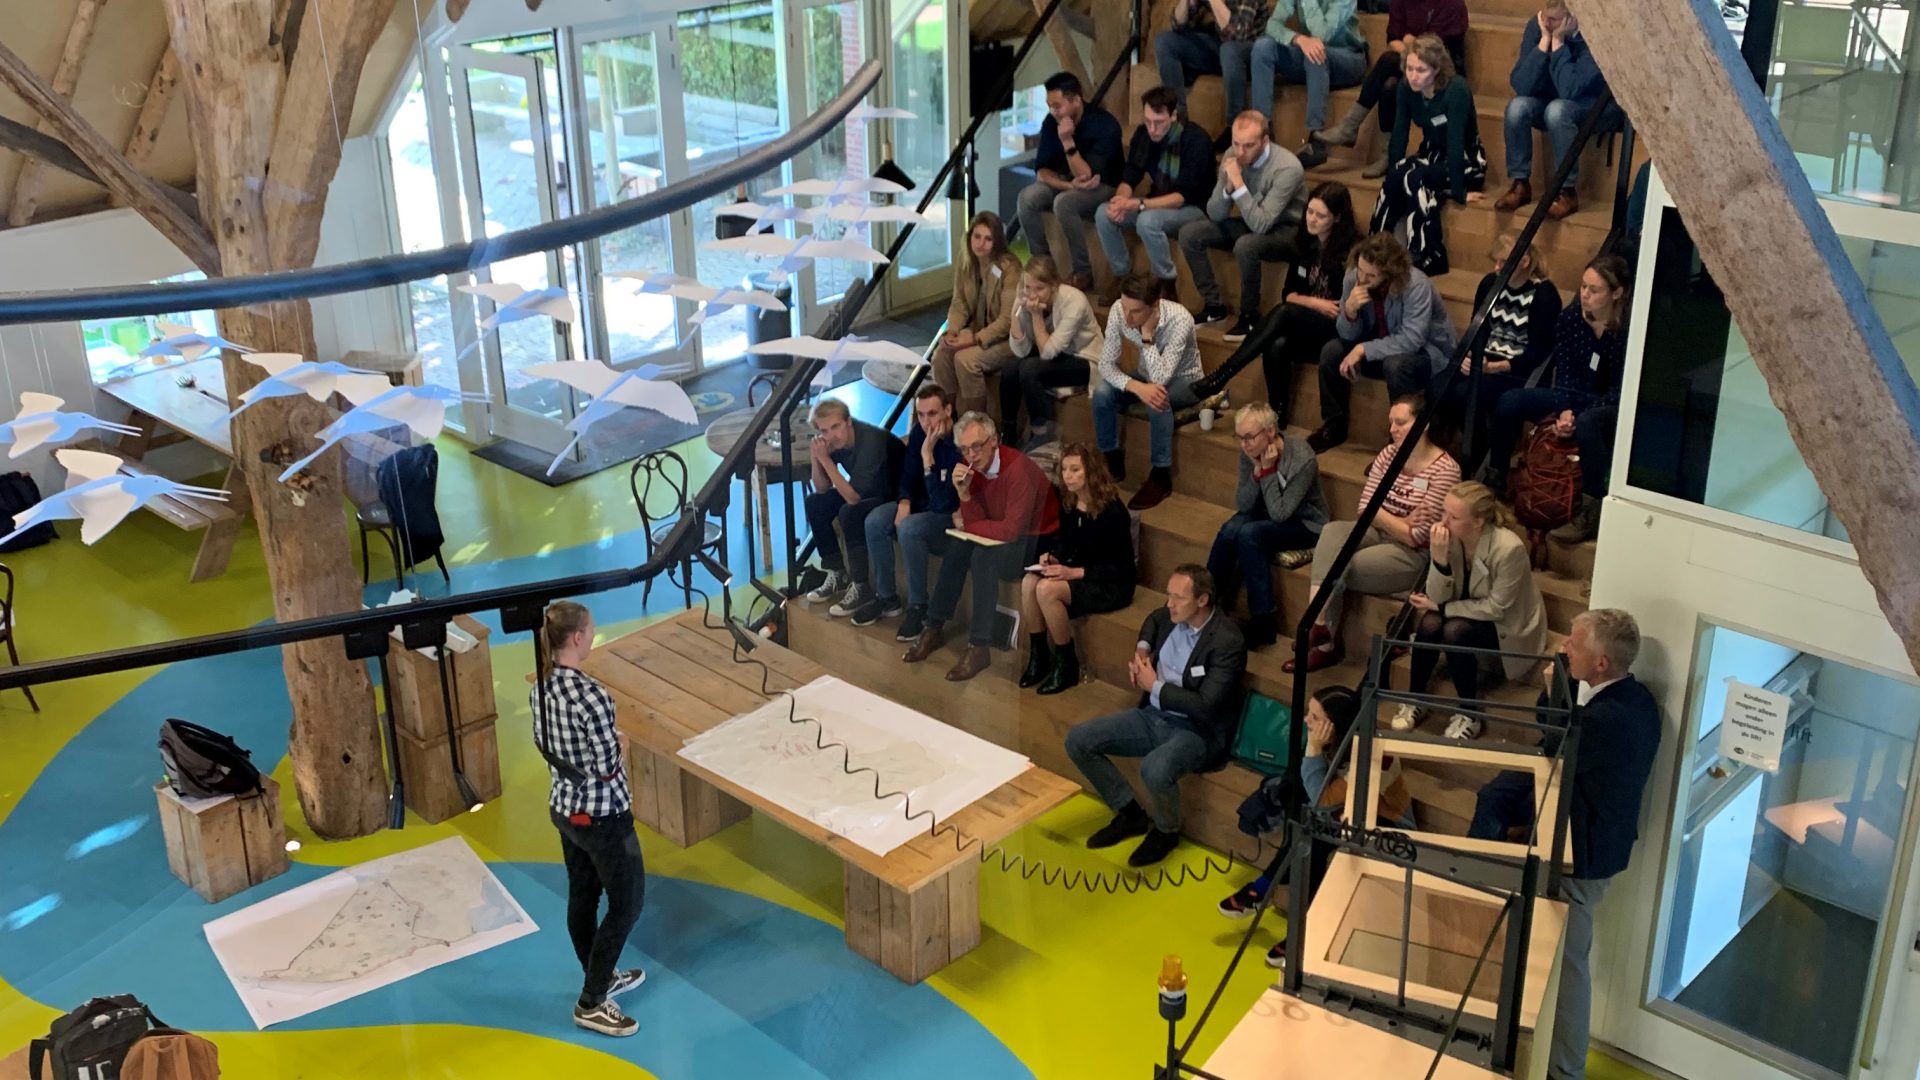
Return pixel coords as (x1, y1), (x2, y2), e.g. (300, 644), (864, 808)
(1177, 111), (1307, 343)
(1065, 565), (1249, 866)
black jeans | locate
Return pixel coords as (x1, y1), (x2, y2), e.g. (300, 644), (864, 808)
(1409, 613), (1500, 701)
(805, 491), (887, 579)
(1317, 337), (1433, 433)
(1001, 352), (1092, 435)
(1262, 304), (1339, 416)
(552, 809), (647, 1007)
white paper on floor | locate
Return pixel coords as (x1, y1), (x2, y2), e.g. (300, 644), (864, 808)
(677, 675), (1030, 857)
(203, 836), (538, 1028)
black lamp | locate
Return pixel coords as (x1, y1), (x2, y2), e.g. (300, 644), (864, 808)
(873, 142), (916, 192)
(945, 142), (980, 203)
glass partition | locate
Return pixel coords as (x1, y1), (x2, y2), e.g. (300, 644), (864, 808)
(1761, 0), (1919, 211)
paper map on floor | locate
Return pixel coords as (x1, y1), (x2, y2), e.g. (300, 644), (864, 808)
(203, 836), (537, 1027)
(678, 675), (1030, 856)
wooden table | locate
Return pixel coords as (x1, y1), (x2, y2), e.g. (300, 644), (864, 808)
(1203, 989), (1503, 1079)
(703, 406), (816, 574)
(581, 610), (1079, 983)
(97, 357), (251, 581)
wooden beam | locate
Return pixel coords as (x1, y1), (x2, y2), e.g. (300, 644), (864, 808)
(1092, 0), (1133, 108)
(1033, 0), (1091, 94)
(8, 0), (109, 227)
(0, 39), (218, 270)
(124, 46), (181, 171)
(1573, 0), (1920, 673)
(0, 114), (99, 186)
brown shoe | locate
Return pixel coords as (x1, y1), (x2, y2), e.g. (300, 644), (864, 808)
(1127, 474), (1173, 511)
(1066, 271), (1093, 292)
(901, 625), (945, 663)
(1547, 190), (1580, 220)
(1494, 179), (1532, 213)
(945, 645), (991, 682)
(1096, 276), (1123, 308)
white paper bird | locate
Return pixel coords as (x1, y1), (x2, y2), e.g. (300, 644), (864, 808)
(765, 176), (908, 203)
(846, 105), (919, 122)
(703, 234), (891, 283)
(605, 268), (707, 295)
(747, 335), (928, 389)
(523, 359), (698, 476)
(605, 270), (790, 326)
(224, 354), (392, 419)
(715, 201), (813, 235)
(139, 320), (253, 362)
(454, 282), (578, 361)
(0, 393), (141, 459)
(0, 448), (228, 547)
(814, 203), (935, 227)
(277, 385), (488, 482)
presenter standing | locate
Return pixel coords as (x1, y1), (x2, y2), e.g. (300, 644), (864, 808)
(533, 601), (647, 1037)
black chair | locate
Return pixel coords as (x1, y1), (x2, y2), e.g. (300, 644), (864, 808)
(630, 449), (725, 609)
(360, 443), (451, 592)
(0, 563), (35, 711)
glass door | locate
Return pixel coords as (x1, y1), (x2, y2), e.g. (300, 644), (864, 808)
(780, 0), (872, 332)
(877, 0), (956, 310)
(449, 40), (577, 453)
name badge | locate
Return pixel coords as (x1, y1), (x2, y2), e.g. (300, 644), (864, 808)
(1410, 477), (1431, 491)
(991, 265), (1004, 280)
(1430, 115), (1448, 127)
(1590, 350), (1602, 371)
(1191, 665), (1206, 677)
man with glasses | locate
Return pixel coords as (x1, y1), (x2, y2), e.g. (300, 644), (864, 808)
(1206, 403), (1327, 649)
(901, 413), (1060, 682)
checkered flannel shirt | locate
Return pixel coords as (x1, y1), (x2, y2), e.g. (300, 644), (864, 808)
(532, 665), (631, 818)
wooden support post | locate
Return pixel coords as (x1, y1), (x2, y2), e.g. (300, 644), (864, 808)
(7, 0), (108, 227)
(631, 744), (751, 847)
(1571, 0), (1920, 676)
(1032, 0), (1090, 93)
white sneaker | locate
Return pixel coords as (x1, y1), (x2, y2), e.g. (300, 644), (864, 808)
(804, 569), (844, 603)
(1444, 713), (1483, 740)
(574, 997), (638, 1037)
(828, 583), (870, 618)
(1389, 704), (1421, 731)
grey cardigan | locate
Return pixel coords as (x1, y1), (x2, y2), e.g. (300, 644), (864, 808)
(1334, 267), (1460, 373)
(1423, 525), (1547, 681)
(1234, 434), (1328, 534)
(1205, 143), (1307, 236)
(1009, 283), (1105, 361)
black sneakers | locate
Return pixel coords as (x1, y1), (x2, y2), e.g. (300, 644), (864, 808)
(1196, 303), (1232, 326)
(1218, 882), (1265, 918)
(1222, 314), (1258, 343)
(1128, 827), (1182, 867)
(574, 998), (638, 1037)
(895, 605), (927, 642)
(1086, 803), (1150, 848)
(851, 594), (905, 627)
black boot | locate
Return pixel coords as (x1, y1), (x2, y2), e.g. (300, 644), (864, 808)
(1037, 640), (1081, 695)
(1243, 611), (1279, 650)
(1019, 632), (1052, 689)
(1104, 448), (1127, 483)
(1087, 801), (1151, 848)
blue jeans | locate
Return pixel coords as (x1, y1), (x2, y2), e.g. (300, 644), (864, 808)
(880, 506), (952, 607)
(1092, 376), (1201, 468)
(1207, 512), (1319, 615)
(1155, 29), (1258, 119)
(1065, 706), (1211, 832)
(1251, 38), (1367, 131)
(1488, 387), (1616, 497)
(1504, 95), (1622, 190)
(1095, 202), (1207, 280)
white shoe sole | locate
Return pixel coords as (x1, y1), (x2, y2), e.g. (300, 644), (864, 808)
(574, 1016), (639, 1037)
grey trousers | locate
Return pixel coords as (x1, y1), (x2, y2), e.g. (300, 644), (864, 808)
(1308, 520), (1428, 634)
(1017, 180), (1114, 278)
(1550, 876), (1609, 1080)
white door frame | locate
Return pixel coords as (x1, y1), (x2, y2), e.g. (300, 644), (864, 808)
(874, 0), (961, 313)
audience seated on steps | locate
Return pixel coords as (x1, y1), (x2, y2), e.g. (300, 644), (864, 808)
(850, 383), (961, 636)
(1253, 0), (1370, 170)
(801, 398), (906, 616)
(932, 211), (1023, 420)
(1208, 403), (1329, 650)
(1155, 0), (1272, 137)
(1017, 71), (1125, 291)
(1095, 86), (1218, 305)
(1369, 34), (1489, 276)
(901, 412), (1061, 682)
(1004, 256), (1106, 449)
(1429, 228), (1564, 465)
(1466, 608), (1660, 1080)
(1094, 272), (1207, 511)
(1317, 0), (1470, 178)
(1216, 684), (1417, 968)
(1288, 391), (1460, 674)
(1191, 180), (1360, 416)
(1394, 481), (1546, 739)
(1496, 0), (1622, 220)
(1309, 231), (1458, 452)
(1018, 443), (1137, 696)
(1065, 565), (1248, 867)
(1484, 252), (1631, 544)
(1178, 110), (1308, 341)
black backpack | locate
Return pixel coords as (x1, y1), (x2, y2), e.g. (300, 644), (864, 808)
(30, 995), (165, 1080)
(158, 720), (262, 799)
(0, 471), (54, 552)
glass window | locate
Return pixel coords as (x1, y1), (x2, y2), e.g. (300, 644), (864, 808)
(1653, 623), (1918, 1079)
(999, 86), (1047, 162)
(1627, 206), (1920, 540)
(578, 31), (680, 364)
(1761, 0), (1919, 212)
(83, 271), (218, 386)
(383, 73), (462, 407)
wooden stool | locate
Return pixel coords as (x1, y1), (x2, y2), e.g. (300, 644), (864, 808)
(154, 779), (289, 903)
(396, 716), (503, 823)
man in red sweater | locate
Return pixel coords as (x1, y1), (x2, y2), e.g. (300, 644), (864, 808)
(902, 412), (1061, 681)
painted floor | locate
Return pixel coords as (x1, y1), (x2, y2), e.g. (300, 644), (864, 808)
(0, 400), (1658, 1079)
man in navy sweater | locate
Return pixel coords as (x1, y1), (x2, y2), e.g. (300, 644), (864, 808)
(1469, 608), (1660, 1080)
(852, 383), (963, 637)
(1494, 0), (1622, 219)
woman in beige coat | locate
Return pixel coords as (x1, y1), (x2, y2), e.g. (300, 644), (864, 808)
(933, 211), (1024, 418)
(1393, 480), (1545, 739)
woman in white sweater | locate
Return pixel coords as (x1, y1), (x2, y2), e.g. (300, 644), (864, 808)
(1002, 255), (1106, 450)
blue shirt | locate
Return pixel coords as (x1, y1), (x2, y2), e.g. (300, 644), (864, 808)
(1143, 612), (1213, 712)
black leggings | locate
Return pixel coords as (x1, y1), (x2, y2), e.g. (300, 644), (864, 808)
(1358, 36), (1468, 133)
(1410, 612), (1500, 701)
(1261, 304), (1339, 417)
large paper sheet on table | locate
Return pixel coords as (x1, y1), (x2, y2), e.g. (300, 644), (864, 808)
(677, 675), (1030, 856)
(203, 837), (537, 1028)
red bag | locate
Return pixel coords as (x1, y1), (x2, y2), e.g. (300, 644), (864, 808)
(1507, 427), (1579, 566)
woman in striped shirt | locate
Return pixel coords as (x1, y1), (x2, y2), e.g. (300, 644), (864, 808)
(1287, 392), (1460, 673)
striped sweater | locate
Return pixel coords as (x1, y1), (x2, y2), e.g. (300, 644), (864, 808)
(1356, 446), (1461, 548)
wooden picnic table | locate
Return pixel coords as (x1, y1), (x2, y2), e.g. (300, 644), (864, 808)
(579, 610), (1079, 983)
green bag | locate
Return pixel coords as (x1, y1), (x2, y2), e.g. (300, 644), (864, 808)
(1231, 691), (1293, 775)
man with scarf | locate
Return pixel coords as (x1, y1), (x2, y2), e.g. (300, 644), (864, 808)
(1095, 86), (1218, 307)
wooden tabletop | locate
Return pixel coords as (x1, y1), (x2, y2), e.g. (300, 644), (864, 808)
(582, 611), (1079, 892)
(99, 356), (234, 457)
(1203, 989), (1499, 1078)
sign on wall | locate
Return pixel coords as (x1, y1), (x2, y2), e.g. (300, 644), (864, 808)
(1719, 678), (1792, 772)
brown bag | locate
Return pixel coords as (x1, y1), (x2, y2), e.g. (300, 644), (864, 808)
(120, 1032), (219, 1080)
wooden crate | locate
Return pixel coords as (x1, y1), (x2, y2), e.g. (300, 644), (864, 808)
(154, 778), (290, 903)
(395, 715), (503, 824)
(387, 614), (497, 743)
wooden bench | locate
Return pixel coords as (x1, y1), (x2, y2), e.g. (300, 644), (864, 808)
(116, 459), (243, 582)
(579, 611), (1080, 983)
